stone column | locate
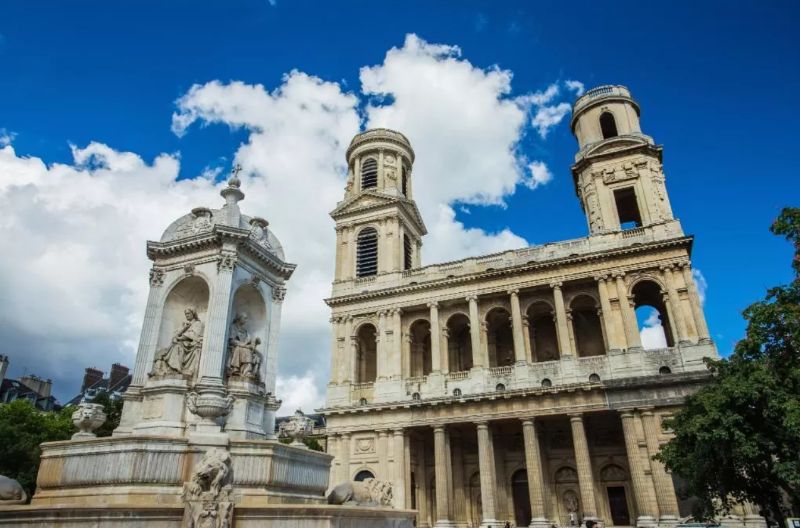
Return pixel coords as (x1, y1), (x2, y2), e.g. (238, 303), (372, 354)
(433, 425), (455, 526)
(467, 294), (484, 368)
(551, 282), (573, 357)
(429, 302), (442, 373)
(615, 273), (642, 349)
(596, 275), (621, 350)
(521, 419), (549, 527)
(620, 412), (658, 526)
(343, 316), (354, 383)
(342, 225), (354, 281)
(403, 332), (412, 379)
(680, 263), (711, 342)
(378, 430), (390, 479)
(132, 268), (167, 386)
(339, 432), (351, 483)
(441, 327), (450, 375)
(661, 292), (681, 346)
(640, 410), (680, 523)
(522, 316), (534, 363)
(329, 317), (341, 384)
(334, 226), (344, 279)
(377, 310), (388, 379)
(418, 437), (430, 526)
(569, 414), (599, 520)
(393, 428), (407, 508)
(476, 422), (500, 526)
(451, 432), (466, 523)
(197, 252), (237, 387)
(393, 219), (403, 272)
(661, 266), (690, 344)
(327, 434), (339, 488)
(353, 157), (361, 193)
(509, 289), (527, 364)
(392, 308), (403, 378)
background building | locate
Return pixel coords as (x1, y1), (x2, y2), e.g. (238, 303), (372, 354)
(0, 355), (59, 411)
(320, 86), (748, 528)
(66, 363), (132, 405)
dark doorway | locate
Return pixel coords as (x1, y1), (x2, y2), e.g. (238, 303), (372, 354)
(606, 486), (631, 526)
(613, 187), (643, 230)
(354, 470), (375, 482)
(512, 469), (532, 526)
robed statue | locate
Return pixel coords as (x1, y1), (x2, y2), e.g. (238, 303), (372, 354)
(226, 313), (262, 381)
(150, 307), (204, 377)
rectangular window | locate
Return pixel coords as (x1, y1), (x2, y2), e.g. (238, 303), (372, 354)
(613, 187), (643, 229)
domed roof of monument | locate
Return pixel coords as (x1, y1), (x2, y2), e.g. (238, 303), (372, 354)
(159, 171), (286, 261)
(346, 128), (415, 161)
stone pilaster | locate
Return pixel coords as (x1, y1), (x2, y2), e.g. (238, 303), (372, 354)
(378, 429), (390, 479)
(551, 282), (573, 357)
(339, 432), (351, 484)
(327, 434), (339, 488)
(596, 275), (621, 350)
(620, 412), (658, 526)
(476, 422), (500, 527)
(570, 414), (599, 520)
(429, 302), (442, 372)
(450, 432), (466, 524)
(522, 316), (533, 363)
(615, 273), (642, 349)
(521, 419), (550, 527)
(509, 289), (527, 364)
(393, 428), (407, 508)
(640, 410), (679, 523)
(377, 310), (388, 379)
(661, 266), (690, 344)
(440, 327), (450, 374)
(392, 308), (403, 378)
(680, 263), (711, 342)
(467, 294), (483, 368)
(197, 250), (237, 386)
(329, 317), (341, 384)
(433, 425), (456, 526)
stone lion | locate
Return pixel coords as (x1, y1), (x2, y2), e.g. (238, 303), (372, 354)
(187, 448), (232, 499)
(0, 475), (27, 505)
(326, 478), (393, 507)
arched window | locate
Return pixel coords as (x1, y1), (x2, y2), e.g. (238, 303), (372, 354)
(659, 366), (672, 375)
(355, 323), (377, 383)
(527, 302), (559, 362)
(356, 228), (378, 277)
(633, 280), (675, 348)
(361, 158), (378, 189)
(403, 234), (413, 270)
(409, 320), (432, 378)
(401, 166), (408, 196)
(600, 111), (618, 139)
(541, 378), (552, 388)
(570, 295), (606, 357)
(486, 308), (514, 367)
(446, 313), (473, 372)
(354, 470), (375, 482)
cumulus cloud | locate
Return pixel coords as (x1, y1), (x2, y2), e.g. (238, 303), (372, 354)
(0, 129), (15, 147)
(565, 80), (585, 96)
(639, 308), (668, 349)
(531, 102), (572, 138)
(0, 34), (578, 412)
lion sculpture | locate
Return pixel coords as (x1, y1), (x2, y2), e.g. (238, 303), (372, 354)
(327, 478), (393, 507)
(0, 475), (27, 505)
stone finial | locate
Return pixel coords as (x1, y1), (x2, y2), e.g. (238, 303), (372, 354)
(220, 164), (245, 206)
(71, 402), (107, 439)
(279, 409), (314, 448)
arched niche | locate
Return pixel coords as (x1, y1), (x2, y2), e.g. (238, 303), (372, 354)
(527, 301), (559, 362)
(570, 295), (606, 357)
(446, 313), (472, 372)
(155, 276), (210, 379)
(228, 283), (269, 381)
(486, 307), (514, 367)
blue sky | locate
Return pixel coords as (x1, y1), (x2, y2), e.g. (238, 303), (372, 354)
(0, 1), (797, 406)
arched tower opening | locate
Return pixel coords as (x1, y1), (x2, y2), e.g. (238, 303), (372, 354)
(409, 319), (432, 378)
(570, 295), (606, 357)
(355, 323), (378, 383)
(486, 307), (514, 367)
(527, 301), (559, 362)
(633, 280), (675, 348)
(446, 313), (473, 372)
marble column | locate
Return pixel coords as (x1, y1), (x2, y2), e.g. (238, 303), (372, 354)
(640, 410), (680, 523)
(429, 302), (442, 373)
(339, 432), (351, 484)
(596, 275), (621, 350)
(551, 282), (573, 357)
(393, 428), (407, 508)
(467, 294), (484, 368)
(433, 425), (456, 526)
(378, 430), (390, 479)
(620, 412), (658, 526)
(509, 289), (527, 364)
(570, 414), (599, 520)
(521, 419), (550, 527)
(476, 422), (500, 527)
(680, 263), (711, 342)
(661, 266), (690, 344)
(615, 273), (642, 349)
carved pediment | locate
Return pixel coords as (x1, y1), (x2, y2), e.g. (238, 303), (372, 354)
(584, 136), (650, 158)
(330, 191), (428, 234)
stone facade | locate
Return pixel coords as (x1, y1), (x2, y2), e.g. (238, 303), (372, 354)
(322, 86), (743, 528)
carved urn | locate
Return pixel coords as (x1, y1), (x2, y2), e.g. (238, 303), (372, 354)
(71, 403), (107, 439)
(280, 409), (314, 448)
(186, 391), (235, 425)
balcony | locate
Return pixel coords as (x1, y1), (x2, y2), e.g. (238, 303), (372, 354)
(572, 85), (633, 115)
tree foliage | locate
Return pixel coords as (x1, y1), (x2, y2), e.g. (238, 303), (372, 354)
(0, 400), (76, 498)
(656, 207), (800, 523)
(89, 392), (124, 437)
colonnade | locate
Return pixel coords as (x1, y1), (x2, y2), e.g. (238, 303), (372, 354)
(329, 263), (709, 385)
(330, 408), (681, 527)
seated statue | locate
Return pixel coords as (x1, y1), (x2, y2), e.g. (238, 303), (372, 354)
(150, 307), (204, 377)
(226, 313), (262, 381)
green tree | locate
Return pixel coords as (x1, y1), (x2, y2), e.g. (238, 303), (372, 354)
(0, 400), (76, 499)
(89, 392), (124, 437)
(656, 207), (800, 524)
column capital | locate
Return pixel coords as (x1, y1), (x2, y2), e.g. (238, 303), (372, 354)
(432, 424), (446, 433)
(508, 288), (520, 296)
(613, 271), (626, 280)
(427, 301), (439, 309)
(639, 407), (656, 417)
(480, 321), (488, 332)
(393, 427), (405, 436)
(475, 421), (490, 430)
(678, 260), (692, 269)
(389, 307), (403, 316)
(376, 428), (389, 435)
(568, 413), (584, 423)
(377, 309), (388, 318)
(594, 273), (610, 283)
(520, 417), (536, 427)
(618, 410), (636, 420)
(659, 263), (676, 273)
(549, 281), (563, 290)
(465, 293), (479, 302)
(522, 315), (530, 327)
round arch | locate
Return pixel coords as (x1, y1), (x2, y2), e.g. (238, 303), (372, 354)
(570, 295), (606, 357)
(632, 279), (674, 348)
(408, 319), (432, 377)
(485, 307), (514, 367)
(527, 301), (559, 362)
(446, 312), (472, 372)
(355, 323), (378, 383)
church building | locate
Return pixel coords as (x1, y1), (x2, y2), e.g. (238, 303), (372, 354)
(321, 86), (741, 528)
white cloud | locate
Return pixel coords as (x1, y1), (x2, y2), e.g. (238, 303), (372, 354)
(693, 268), (708, 305)
(565, 79), (585, 96)
(640, 309), (668, 349)
(0, 129), (16, 147)
(531, 102), (571, 138)
(524, 161), (553, 190)
(0, 34), (577, 407)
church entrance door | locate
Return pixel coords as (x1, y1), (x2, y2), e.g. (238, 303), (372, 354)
(606, 486), (631, 526)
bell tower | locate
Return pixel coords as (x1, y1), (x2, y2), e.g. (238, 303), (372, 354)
(331, 128), (427, 281)
(570, 85), (678, 236)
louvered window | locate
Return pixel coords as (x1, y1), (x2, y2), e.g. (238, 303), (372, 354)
(356, 228), (379, 277)
(361, 158), (378, 189)
(403, 234), (413, 270)
(401, 166), (408, 196)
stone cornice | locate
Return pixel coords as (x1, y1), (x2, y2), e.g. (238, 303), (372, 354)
(330, 191), (428, 235)
(326, 235), (693, 308)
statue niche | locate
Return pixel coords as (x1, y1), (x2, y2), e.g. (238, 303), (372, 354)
(226, 283), (267, 383)
(150, 276), (209, 379)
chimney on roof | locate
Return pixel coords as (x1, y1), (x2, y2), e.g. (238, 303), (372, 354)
(20, 374), (51, 398)
(109, 363), (129, 391)
(81, 367), (104, 393)
(0, 355), (8, 385)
